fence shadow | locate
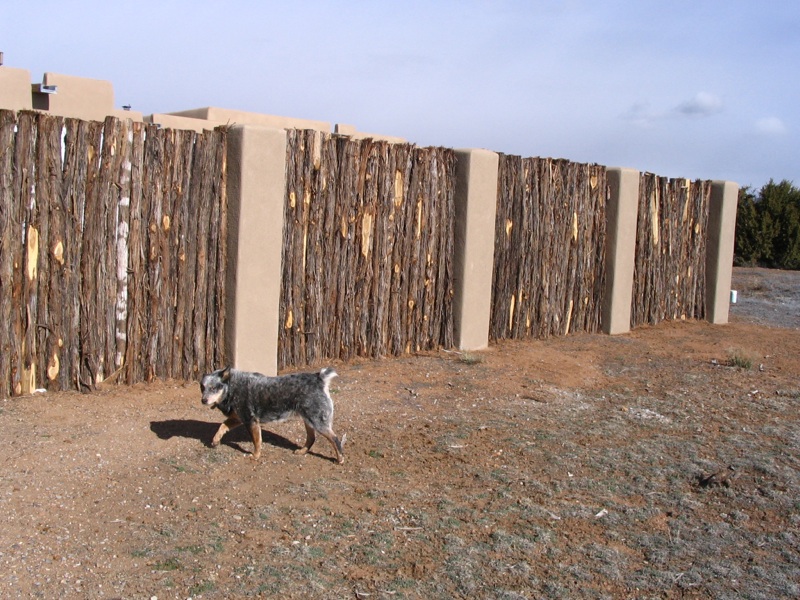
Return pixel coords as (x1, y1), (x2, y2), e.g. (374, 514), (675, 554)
(149, 419), (298, 455)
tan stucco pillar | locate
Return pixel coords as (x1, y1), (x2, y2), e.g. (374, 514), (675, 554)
(225, 125), (287, 375)
(453, 148), (500, 350)
(0, 66), (33, 111)
(705, 180), (739, 324)
(602, 167), (640, 335)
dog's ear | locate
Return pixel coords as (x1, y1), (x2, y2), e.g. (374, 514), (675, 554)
(220, 366), (232, 382)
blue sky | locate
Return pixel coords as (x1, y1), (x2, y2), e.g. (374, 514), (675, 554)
(2, 0), (797, 188)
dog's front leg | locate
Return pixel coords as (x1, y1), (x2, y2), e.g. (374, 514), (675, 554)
(212, 416), (241, 447)
(248, 421), (263, 459)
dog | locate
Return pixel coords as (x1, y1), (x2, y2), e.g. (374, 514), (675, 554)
(200, 366), (345, 464)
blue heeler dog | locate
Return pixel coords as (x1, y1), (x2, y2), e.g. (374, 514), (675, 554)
(200, 366), (345, 464)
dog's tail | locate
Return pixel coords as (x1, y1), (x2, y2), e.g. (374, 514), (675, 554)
(319, 367), (338, 383)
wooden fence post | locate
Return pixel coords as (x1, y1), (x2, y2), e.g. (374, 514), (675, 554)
(602, 167), (640, 334)
(225, 125), (287, 375)
(453, 148), (499, 351)
(705, 180), (739, 324)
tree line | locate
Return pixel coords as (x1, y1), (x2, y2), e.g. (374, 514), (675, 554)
(735, 179), (800, 270)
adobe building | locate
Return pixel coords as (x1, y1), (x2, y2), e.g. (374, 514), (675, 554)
(0, 55), (143, 122)
(0, 54), (403, 141)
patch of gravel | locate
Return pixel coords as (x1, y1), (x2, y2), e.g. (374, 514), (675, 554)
(730, 266), (800, 329)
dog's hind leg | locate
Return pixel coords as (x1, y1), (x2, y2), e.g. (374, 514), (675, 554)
(211, 416), (242, 447)
(248, 421), (263, 459)
(295, 421), (317, 456)
(318, 427), (345, 464)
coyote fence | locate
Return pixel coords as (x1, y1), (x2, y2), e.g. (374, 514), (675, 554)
(491, 155), (608, 341)
(0, 110), (227, 397)
(279, 130), (456, 369)
(1, 110), (725, 396)
(631, 174), (710, 327)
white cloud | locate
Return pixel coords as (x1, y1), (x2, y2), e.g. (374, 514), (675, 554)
(755, 117), (787, 135)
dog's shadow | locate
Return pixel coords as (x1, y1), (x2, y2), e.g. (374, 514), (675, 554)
(150, 419), (300, 456)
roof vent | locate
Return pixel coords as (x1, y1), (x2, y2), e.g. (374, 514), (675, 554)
(34, 83), (58, 94)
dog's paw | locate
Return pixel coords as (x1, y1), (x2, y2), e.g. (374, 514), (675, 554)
(248, 452), (261, 461)
(210, 439), (221, 448)
(294, 447), (309, 456)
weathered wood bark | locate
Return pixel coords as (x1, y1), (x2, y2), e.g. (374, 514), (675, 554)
(151, 129), (176, 378)
(36, 113), (65, 390)
(190, 133), (212, 379)
(177, 132), (199, 379)
(98, 117), (127, 381)
(0, 113), (227, 395)
(169, 129), (195, 379)
(491, 155), (607, 342)
(114, 119), (133, 374)
(631, 175), (709, 327)
(279, 131), (456, 369)
(125, 121), (146, 385)
(142, 124), (165, 381)
(14, 112), (37, 394)
(77, 119), (104, 391)
(0, 110), (19, 396)
(208, 127), (228, 371)
(190, 127), (228, 377)
(61, 119), (90, 391)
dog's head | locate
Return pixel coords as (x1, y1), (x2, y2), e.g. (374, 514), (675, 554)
(200, 366), (232, 408)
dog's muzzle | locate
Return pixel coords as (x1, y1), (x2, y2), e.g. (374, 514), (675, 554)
(201, 390), (223, 407)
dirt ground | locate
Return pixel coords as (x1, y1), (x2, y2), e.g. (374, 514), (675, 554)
(1, 267), (798, 599)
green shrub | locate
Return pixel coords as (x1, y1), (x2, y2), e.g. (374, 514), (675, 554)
(735, 180), (800, 269)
